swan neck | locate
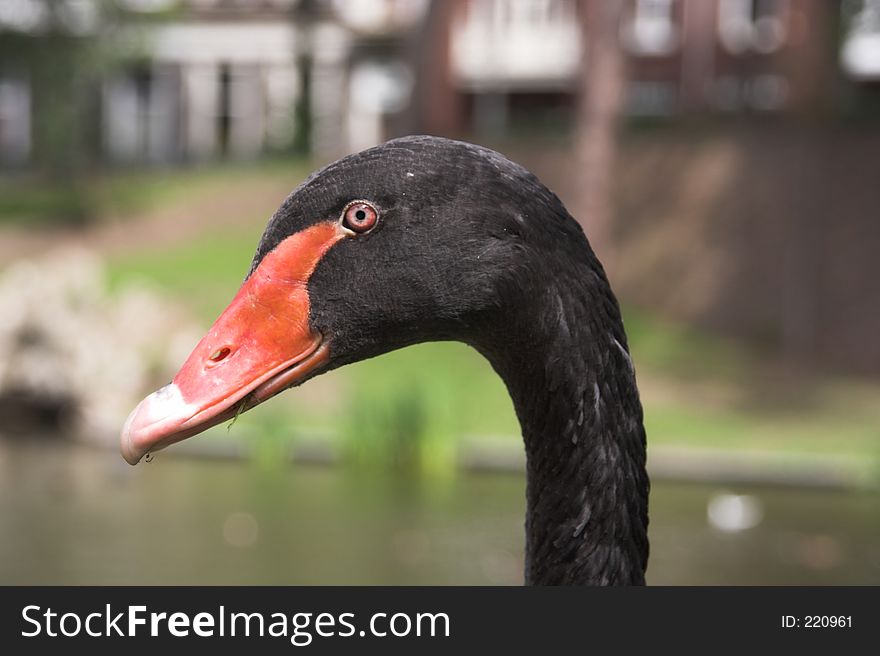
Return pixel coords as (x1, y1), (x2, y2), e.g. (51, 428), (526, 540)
(483, 277), (650, 585)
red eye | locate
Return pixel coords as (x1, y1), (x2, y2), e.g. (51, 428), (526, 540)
(342, 201), (378, 234)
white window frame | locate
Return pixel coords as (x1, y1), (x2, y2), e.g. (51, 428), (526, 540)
(623, 0), (680, 56)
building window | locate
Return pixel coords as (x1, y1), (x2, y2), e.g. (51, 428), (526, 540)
(623, 0), (679, 56)
(452, 0), (580, 90)
(710, 74), (788, 111)
(627, 80), (677, 115)
(718, 0), (788, 54)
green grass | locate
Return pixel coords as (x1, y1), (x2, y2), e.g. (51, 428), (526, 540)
(644, 401), (878, 454)
(623, 307), (747, 381)
(107, 230), (262, 319)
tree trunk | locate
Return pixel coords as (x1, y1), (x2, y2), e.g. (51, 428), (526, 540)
(574, 0), (626, 272)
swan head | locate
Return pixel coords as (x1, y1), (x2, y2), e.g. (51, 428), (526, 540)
(121, 135), (591, 465)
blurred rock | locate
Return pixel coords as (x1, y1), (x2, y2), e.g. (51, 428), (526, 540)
(0, 248), (201, 446)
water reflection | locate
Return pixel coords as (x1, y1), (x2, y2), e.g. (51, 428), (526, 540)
(0, 442), (877, 585)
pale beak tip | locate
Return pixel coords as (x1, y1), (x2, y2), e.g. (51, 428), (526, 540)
(120, 400), (145, 466)
(120, 383), (196, 465)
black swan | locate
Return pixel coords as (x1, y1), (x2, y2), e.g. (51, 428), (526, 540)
(121, 136), (649, 585)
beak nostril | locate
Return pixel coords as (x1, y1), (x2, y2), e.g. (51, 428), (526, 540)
(209, 347), (232, 362)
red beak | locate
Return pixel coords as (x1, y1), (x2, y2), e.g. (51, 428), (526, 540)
(121, 221), (345, 465)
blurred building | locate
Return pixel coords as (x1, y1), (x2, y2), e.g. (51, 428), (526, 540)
(100, 0), (428, 163)
(103, 1), (303, 164)
(0, 0), (878, 168)
(0, 0), (426, 166)
(430, 0), (851, 135)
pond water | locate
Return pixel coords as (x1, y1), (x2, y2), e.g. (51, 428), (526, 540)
(1, 442), (877, 585)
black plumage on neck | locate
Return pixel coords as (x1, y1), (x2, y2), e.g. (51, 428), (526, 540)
(473, 236), (649, 585)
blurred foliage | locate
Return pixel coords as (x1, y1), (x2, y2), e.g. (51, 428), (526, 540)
(0, 181), (95, 226)
(341, 376), (433, 472)
(0, 154), (310, 226)
(0, 1), (182, 224)
(1, 4), (106, 222)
